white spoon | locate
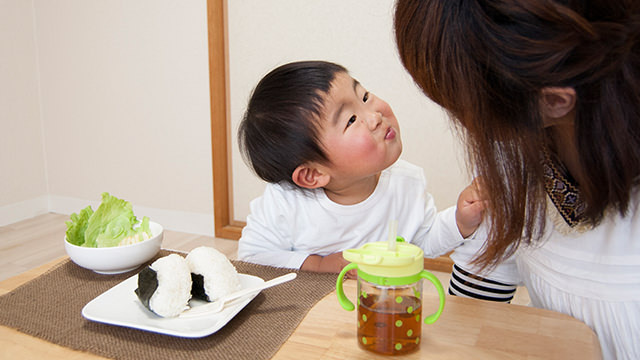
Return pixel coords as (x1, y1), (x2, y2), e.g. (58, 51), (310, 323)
(179, 272), (297, 318)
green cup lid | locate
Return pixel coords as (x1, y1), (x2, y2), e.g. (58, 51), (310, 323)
(342, 238), (424, 278)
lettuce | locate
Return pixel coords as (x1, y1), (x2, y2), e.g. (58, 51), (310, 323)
(65, 192), (153, 248)
(65, 206), (94, 246)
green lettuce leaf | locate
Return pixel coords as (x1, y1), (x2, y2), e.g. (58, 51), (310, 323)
(65, 206), (94, 246)
(85, 192), (137, 247)
(94, 213), (136, 247)
(65, 192), (153, 248)
(138, 216), (151, 237)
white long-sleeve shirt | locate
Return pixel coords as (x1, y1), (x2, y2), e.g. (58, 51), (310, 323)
(238, 159), (464, 268)
(515, 190), (640, 360)
(449, 222), (521, 284)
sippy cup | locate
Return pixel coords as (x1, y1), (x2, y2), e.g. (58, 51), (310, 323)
(336, 238), (446, 355)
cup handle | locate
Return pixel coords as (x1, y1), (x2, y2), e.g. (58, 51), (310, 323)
(419, 270), (446, 324)
(336, 263), (358, 311)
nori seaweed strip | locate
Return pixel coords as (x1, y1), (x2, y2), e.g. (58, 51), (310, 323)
(190, 273), (211, 301)
(135, 267), (159, 309)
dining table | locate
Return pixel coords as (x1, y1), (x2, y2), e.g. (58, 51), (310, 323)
(0, 255), (602, 360)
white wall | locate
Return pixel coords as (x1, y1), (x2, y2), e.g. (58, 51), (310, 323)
(1, 0), (214, 234)
(0, 0), (49, 218)
(1, 0), (469, 236)
(227, 0), (469, 220)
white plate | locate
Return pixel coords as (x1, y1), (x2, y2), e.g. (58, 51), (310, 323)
(82, 273), (264, 338)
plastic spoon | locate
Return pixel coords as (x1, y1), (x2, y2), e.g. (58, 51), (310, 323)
(179, 272), (297, 318)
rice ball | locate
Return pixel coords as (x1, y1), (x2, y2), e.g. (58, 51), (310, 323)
(186, 246), (242, 302)
(135, 253), (192, 317)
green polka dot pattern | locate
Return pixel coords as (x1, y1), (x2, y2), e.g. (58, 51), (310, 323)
(356, 289), (423, 355)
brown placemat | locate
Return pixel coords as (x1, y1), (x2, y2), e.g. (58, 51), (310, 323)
(0, 250), (338, 360)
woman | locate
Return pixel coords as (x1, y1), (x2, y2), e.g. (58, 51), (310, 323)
(393, 1), (639, 358)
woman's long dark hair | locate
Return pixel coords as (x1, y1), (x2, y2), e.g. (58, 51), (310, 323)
(395, 0), (640, 268)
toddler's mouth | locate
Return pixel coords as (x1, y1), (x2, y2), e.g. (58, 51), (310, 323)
(385, 127), (396, 140)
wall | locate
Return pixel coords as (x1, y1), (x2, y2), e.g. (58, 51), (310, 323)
(0, 0), (49, 219)
(1, 0), (215, 234)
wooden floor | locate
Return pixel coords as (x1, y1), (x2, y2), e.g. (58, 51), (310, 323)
(0, 213), (240, 282)
(0, 213), (530, 305)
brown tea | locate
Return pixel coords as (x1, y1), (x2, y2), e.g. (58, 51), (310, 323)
(357, 293), (422, 355)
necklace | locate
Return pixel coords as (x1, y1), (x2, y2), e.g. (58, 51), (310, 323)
(542, 147), (587, 227)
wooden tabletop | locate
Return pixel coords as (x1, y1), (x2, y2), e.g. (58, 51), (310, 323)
(0, 257), (601, 360)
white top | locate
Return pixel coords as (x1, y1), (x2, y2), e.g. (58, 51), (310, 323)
(238, 159), (465, 269)
(516, 189), (640, 360)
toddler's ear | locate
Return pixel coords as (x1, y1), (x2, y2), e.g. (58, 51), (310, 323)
(292, 163), (330, 189)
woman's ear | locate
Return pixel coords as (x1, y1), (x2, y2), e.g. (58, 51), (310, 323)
(292, 163), (330, 189)
(540, 87), (576, 125)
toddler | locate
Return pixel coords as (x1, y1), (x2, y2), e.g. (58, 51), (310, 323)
(238, 61), (518, 302)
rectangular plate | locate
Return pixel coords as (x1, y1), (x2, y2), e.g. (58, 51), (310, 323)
(82, 273), (264, 338)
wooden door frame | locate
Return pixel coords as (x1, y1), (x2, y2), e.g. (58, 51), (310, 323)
(208, 0), (244, 240)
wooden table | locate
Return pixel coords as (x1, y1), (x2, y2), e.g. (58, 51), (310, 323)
(0, 258), (601, 360)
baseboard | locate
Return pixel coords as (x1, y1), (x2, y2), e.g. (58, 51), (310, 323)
(1, 195), (215, 236)
(0, 196), (50, 226)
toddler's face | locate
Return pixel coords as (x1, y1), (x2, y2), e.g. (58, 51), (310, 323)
(318, 72), (402, 180)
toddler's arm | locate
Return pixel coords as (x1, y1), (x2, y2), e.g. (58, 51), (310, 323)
(238, 185), (309, 269)
(238, 221), (308, 268)
(414, 179), (486, 257)
(301, 252), (355, 277)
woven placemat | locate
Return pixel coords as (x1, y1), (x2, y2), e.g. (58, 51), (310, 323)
(0, 250), (338, 360)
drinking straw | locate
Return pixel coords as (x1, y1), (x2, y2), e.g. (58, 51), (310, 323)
(387, 220), (398, 251)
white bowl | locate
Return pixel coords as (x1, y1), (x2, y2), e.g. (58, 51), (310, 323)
(64, 221), (163, 274)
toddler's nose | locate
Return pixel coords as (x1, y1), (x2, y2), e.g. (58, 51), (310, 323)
(366, 111), (382, 130)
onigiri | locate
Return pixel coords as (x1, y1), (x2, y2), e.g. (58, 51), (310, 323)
(134, 253), (192, 317)
(186, 246), (241, 302)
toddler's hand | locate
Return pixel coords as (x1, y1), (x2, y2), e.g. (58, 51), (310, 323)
(301, 252), (355, 278)
(322, 253), (357, 278)
(456, 177), (487, 238)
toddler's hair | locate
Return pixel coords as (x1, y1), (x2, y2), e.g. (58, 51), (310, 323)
(238, 61), (347, 186)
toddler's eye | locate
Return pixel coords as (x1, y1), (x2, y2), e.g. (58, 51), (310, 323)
(363, 92), (369, 102)
(346, 115), (357, 128)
